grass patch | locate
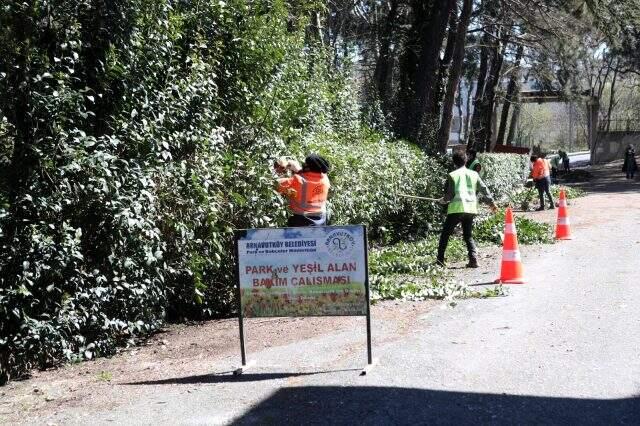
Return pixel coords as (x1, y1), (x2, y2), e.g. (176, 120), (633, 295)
(509, 185), (586, 212)
(551, 185), (585, 199)
(97, 371), (113, 382)
(475, 211), (553, 245)
(468, 285), (508, 299)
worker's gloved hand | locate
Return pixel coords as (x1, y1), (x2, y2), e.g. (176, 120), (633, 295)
(437, 197), (447, 205)
(285, 188), (297, 198)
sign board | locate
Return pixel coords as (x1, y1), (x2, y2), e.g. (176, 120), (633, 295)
(233, 225), (372, 370)
(235, 225), (368, 317)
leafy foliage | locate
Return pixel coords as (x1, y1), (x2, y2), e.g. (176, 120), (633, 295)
(508, 185), (586, 211)
(369, 238), (468, 301)
(475, 211), (554, 245)
(0, 0), (328, 384)
(369, 238), (507, 301)
(305, 131), (448, 243)
(0, 0), (533, 384)
(475, 153), (530, 202)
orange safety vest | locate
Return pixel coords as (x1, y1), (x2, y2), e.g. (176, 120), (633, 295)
(278, 172), (330, 215)
(532, 158), (550, 180)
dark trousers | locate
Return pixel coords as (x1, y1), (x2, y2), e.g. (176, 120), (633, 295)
(437, 213), (477, 263)
(535, 178), (554, 209)
(287, 214), (325, 227)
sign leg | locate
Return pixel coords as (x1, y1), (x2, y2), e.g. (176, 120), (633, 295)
(239, 314), (246, 366)
(366, 306), (372, 365)
(361, 225), (375, 375)
(233, 314), (250, 376)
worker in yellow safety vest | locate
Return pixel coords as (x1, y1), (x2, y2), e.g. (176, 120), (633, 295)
(275, 154), (331, 227)
(437, 151), (498, 268)
(530, 154), (555, 211)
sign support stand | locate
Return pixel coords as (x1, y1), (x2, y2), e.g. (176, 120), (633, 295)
(233, 225), (374, 376)
(234, 234), (248, 375)
(361, 228), (375, 375)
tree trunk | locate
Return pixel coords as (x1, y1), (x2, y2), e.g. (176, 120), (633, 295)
(480, 34), (507, 152)
(496, 44), (524, 146)
(397, 0), (455, 145)
(463, 78), (473, 145)
(373, 0), (399, 113)
(314, 11), (324, 45)
(434, 3), (459, 117)
(436, 0), (474, 153)
(469, 33), (491, 150)
(605, 66), (619, 132)
(456, 82), (464, 143)
(506, 100), (521, 145)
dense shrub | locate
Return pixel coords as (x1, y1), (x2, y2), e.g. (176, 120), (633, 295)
(0, 0), (320, 384)
(475, 211), (554, 245)
(0, 1), (531, 383)
(508, 184), (585, 211)
(302, 131), (447, 242)
(475, 153), (530, 202)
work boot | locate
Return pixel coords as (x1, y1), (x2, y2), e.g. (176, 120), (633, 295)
(535, 207), (544, 211)
(436, 259), (446, 268)
(466, 259), (479, 268)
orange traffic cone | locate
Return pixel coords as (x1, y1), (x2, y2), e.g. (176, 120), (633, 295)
(495, 208), (526, 284)
(555, 189), (572, 240)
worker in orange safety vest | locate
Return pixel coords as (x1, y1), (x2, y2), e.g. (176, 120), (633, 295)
(275, 154), (331, 227)
(530, 154), (555, 211)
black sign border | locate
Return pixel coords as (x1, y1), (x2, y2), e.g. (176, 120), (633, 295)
(233, 225), (372, 368)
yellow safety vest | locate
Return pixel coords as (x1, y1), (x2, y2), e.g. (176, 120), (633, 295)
(448, 168), (479, 215)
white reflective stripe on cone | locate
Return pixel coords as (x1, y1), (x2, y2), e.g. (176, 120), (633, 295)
(557, 217), (570, 225)
(504, 223), (516, 234)
(559, 200), (567, 208)
(502, 250), (521, 261)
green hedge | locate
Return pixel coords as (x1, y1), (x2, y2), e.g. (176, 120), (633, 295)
(475, 153), (529, 203)
(302, 131), (447, 242)
(0, 0), (529, 384)
(0, 132), (529, 384)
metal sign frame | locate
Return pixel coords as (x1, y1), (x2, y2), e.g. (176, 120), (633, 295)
(233, 225), (372, 372)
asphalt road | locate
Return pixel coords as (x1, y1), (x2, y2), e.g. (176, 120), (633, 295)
(6, 164), (640, 425)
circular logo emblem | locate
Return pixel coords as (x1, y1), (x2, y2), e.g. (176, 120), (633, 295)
(325, 230), (356, 258)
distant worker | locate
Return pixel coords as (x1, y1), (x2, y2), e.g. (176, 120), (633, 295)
(622, 144), (638, 179)
(558, 149), (570, 173)
(466, 148), (482, 174)
(275, 154), (331, 227)
(550, 152), (561, 182)
(530, 154), (555, 211)
(437, 151), (498, 268)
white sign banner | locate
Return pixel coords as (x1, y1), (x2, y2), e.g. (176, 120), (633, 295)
(236, 225), (368, 317)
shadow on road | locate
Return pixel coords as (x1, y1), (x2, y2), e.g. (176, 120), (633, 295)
(571, 162), (640, 194)
(233, 386), (640, 425)
(123, 369), (360, 385)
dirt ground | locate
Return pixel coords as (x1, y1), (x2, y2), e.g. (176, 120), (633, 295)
(1, 160), (637, 425)
(0, 300), (439, 424)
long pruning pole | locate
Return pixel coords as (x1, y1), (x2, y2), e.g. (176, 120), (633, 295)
(398, 193), (442, 202)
